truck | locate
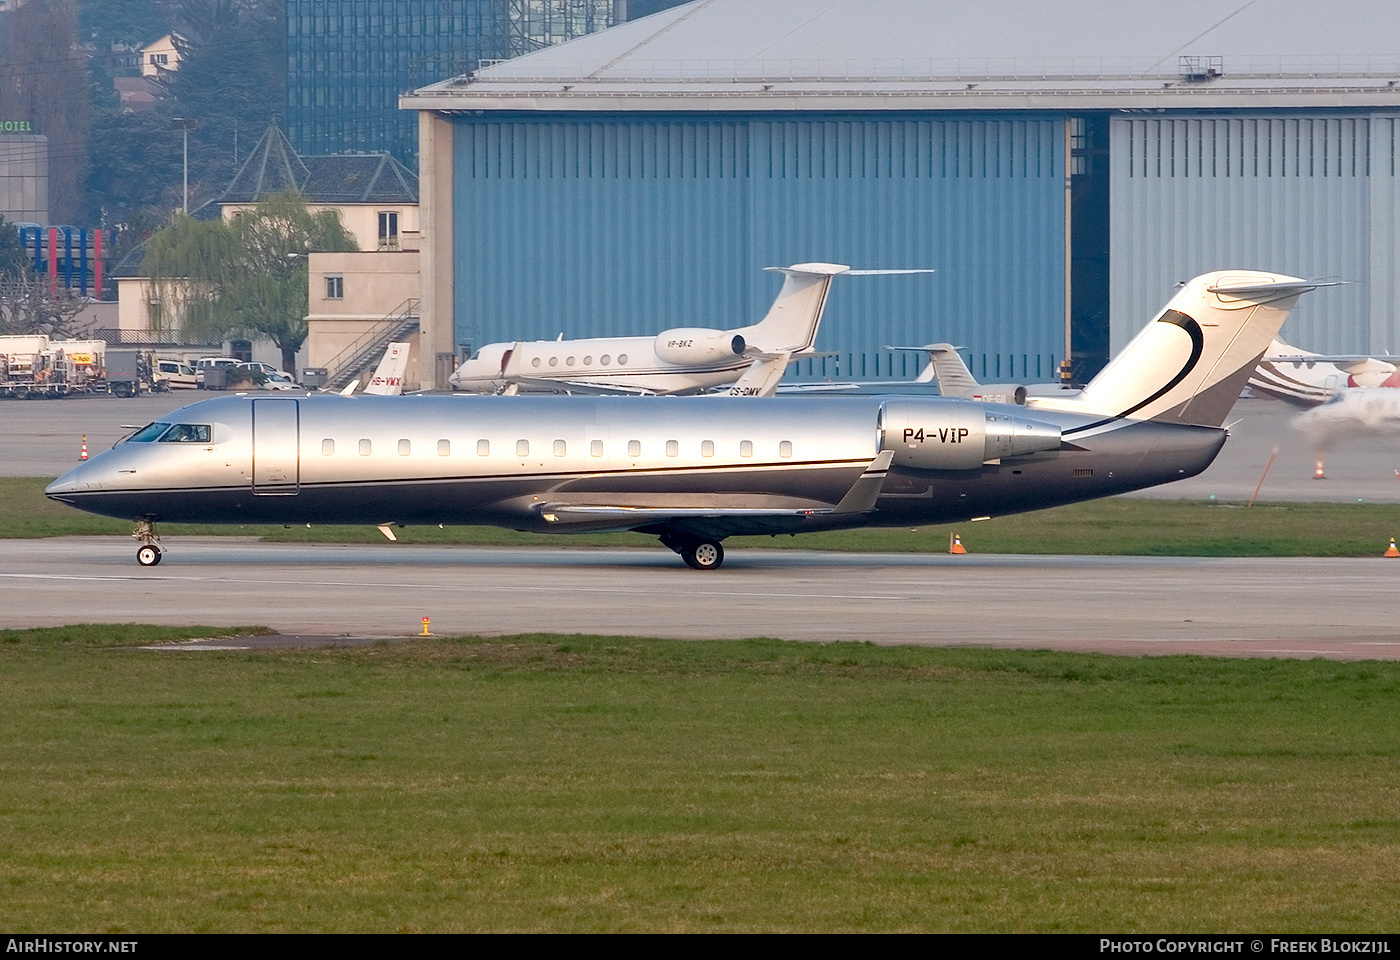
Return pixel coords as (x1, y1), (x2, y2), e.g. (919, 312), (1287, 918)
(105, 349), (156, 398)
(0, 334), (73, 398)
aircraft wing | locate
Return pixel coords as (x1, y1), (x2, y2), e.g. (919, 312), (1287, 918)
(497, 375), (667, 396)
(537, 452), (894, 531)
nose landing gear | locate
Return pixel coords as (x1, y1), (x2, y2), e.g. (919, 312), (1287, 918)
(133, 519), (162, 566)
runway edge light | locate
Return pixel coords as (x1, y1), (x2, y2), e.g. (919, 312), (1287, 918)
(421, 617), (433, 636)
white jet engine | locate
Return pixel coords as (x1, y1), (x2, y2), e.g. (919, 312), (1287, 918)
(654, 328), (747, 366)
(878, 399), (1062, 471)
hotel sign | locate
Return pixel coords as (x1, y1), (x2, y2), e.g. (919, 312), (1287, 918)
(0, 120), (34, 132)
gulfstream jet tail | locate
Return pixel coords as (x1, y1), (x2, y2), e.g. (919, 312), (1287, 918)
(732, 262), (850, 355)
(1034, 271), (1320, 427)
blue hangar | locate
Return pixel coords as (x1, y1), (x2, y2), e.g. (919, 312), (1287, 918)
(402, 0), (1400, 389)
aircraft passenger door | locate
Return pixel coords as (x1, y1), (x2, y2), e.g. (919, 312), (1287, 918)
(251, 398), (300, 495)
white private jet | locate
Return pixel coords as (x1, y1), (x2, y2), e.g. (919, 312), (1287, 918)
(1249, 338), (1399, 406)
(338, 342), (413, 397)
(449, 263), (931, 397)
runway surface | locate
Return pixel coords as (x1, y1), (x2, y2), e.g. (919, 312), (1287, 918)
(8, 393), (1400, 502)
(4, 537), (1399, 660)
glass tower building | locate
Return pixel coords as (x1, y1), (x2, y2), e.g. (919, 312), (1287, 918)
(286, 1), (618, 164)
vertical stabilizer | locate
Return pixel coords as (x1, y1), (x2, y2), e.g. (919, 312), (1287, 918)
(733, 263), (849, 354)
(925, 343), (979, 395)
(364, 342), (411, 396)
(1033, 271), (1318, 427)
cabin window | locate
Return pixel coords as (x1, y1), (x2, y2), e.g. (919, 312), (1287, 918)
(477, 439), (489, 456)
(627, 440), (640, 458)
(779, 440), (793, 458)
(583, 355), (593, 365)
(566, 356), (575, 366)
(549, 357), (558, 367)
(618, 354), (628, 365)
(701, 440), (714, 457)
(358, 439), (371, 456)
(322, 439), (335, 456)
(516, 439), (529, 457)
(398, 439), (411, 456)
(590, 439), (603, 458)
(601, 355), (611, 365)
(665, 440), (678, 457)
(553, 439), (566, 457)
(531, 357), (541, 367)
(740, 440), (753, 458)
(437, 439), (450, 456)
(159, 423), (211, 443)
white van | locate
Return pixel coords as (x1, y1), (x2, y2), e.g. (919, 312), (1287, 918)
(155, 359), (198, 389)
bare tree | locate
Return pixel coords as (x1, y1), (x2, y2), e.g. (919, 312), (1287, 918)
(0, 269), (86, 338)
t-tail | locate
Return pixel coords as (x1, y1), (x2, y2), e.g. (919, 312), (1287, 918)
(1033, 270), (1322, 427)
(363, 342), (411, 396)
(730, 262), (850, 355)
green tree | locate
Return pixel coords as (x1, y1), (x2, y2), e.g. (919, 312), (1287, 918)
(144, 191), (356, 376)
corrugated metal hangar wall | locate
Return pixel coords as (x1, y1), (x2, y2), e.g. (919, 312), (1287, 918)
(1110, 113), (1400, 356)
(452, 114), (1067, 382)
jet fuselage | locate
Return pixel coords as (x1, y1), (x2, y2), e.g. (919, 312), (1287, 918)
(47, 393), (1224, 539)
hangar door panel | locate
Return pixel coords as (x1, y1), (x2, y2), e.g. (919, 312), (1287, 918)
(252, 398), (299, 495)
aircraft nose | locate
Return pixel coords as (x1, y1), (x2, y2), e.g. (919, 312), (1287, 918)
(46, 471), (81, 499)
(46, 462), (96, 499)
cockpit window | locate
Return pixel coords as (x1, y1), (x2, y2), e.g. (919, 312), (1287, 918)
(159, 423), (212, 443)
(128, 422), (171, 442)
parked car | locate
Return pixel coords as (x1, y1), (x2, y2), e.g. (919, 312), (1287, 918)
(236, 360), (295, 379)
(155, 359), (198, 389)
(261, 371), (301, 391)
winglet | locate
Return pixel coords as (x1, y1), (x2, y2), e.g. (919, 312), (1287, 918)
(339, 379), (360, 396)
(832, 450), (895, 514)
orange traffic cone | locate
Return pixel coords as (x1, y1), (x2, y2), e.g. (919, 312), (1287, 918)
(949, 533), (967, 555)
(1314, 459), (1326, 480)
(79, 435), (88, 461)
(1386, 539), (1399, 558)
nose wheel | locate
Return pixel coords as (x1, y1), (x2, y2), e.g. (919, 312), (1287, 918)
(132, 519), (163, 566)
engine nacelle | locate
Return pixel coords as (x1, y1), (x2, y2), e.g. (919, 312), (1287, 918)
(968, 383), (1028, 405)
(654, 328), (746, 365)
(878, 399), (1062, 471)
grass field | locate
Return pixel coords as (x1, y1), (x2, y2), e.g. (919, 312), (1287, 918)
(3, 626), (1400, 932)
(12, 475), (1400, 555)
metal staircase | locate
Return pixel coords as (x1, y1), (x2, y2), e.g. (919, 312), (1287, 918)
(323, 299), (420, 391)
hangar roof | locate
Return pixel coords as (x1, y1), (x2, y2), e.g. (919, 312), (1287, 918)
(403, 0), (1400, 114)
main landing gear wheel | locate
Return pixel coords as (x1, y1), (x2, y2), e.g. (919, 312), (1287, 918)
(682, 540), (724, 571)
(136, 544), (162, 566)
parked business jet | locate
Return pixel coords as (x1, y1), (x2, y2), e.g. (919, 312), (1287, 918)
(779, 342), (1068, 404)
(1249, 338), (1399, 406)
(346, 342), (412, 396)
(47, 271), (1317, 570)
(448, 263), (930, 397)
